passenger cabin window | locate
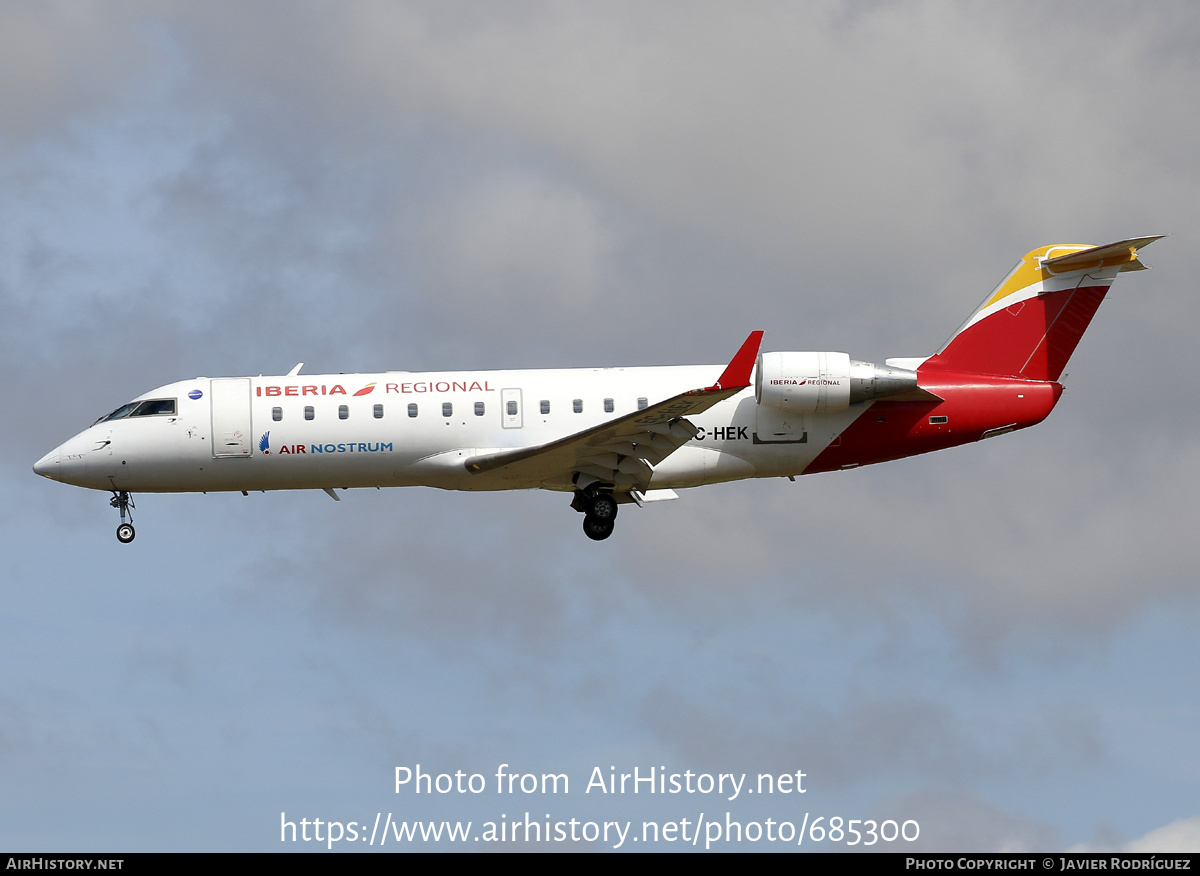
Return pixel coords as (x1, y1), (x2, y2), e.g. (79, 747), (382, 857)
(305, 406), (315, 420)
(408, 403), (418, 418)
(540, 400), (550, 415)
(506, 401), (518, 416)
(374, 404), (384, 419)
(604, 398), (614, 413)
(637, 397), (648, 410)
(272, 407), (283, 422)
(474, 402), (485, 417)
(573, 399), (583, 414)
(442, 402), (453, 417)
(338, 405), (349, 420)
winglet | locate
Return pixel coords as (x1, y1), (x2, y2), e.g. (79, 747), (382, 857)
(706, 331), (763, 391)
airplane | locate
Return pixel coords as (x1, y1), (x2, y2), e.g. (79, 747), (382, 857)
(33, 236), (1162, 543)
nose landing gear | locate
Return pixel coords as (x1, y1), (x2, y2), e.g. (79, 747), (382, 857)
(110, 491), (136, 543)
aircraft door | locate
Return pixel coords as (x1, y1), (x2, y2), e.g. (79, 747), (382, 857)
(210, 377), (253, 457)
(754, 407), (807, 444)
(501, 388), (523, 429)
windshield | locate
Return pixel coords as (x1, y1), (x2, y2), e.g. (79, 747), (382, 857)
(93, 398), (177, 425)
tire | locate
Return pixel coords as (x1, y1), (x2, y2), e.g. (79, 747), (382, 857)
(116, 523), (136, 544)
(582, 514), (614, 541)
(589, 493), (618, 521)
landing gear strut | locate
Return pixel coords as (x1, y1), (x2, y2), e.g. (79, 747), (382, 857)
(110, 491), (135, 543)
(573, 489), (618, 541)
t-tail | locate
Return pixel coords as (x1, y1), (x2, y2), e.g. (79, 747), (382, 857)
(805, 235), (1163, 474)
(921, 236), (1164, 381)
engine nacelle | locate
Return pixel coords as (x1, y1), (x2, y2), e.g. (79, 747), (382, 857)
(755, 352), (918, 414)
(755, 351), (851, 413)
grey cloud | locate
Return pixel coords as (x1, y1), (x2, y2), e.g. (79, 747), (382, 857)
(1073, 815), (1200, 853)
(880, 787), (1059, 852)
(0, 3), (148, 145)
(638, 681), (1107, 791)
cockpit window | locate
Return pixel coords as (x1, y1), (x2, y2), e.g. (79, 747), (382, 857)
(95, 398), (176, 424)
(95, 403), (139, 424)
(129, 399), (176, 417)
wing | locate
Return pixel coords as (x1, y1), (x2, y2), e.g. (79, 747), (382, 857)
(462, 332), (763, 492)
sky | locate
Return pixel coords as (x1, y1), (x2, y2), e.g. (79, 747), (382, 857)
(2, 0), (1198, 852)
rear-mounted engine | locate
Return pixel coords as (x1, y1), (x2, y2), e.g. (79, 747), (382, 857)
(755, 352), (918, 413)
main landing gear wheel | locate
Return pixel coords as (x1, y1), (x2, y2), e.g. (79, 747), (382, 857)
(574, 489), (618, 541)
(110, 490), (135, 544)
(583, 514), (615, 541)
(589, 493), (618, 523)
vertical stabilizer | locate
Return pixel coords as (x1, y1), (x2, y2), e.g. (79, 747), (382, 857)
(922, 236), (1162, 381)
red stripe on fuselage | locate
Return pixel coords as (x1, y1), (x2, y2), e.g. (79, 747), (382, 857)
(803, 372), (1062, 474)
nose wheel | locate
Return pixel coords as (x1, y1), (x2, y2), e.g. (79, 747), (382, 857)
(110, 491), (136, 543)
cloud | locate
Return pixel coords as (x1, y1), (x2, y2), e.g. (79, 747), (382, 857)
(0, 3), (148, 145)
(419, 169), (616, 318)
(881, 787), (1059, 852)
(1073, 815), (1200, 853)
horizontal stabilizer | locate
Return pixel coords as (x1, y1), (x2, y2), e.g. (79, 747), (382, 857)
(1041, 235), (1165, 274)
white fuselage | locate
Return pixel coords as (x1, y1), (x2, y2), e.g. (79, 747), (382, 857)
(36, 364), (866, 496)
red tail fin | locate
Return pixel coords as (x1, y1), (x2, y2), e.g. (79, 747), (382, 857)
(922, 237), (1162, 381)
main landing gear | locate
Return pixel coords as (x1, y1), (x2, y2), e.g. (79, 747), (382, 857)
(573, 489), (618, 541)
(110, 490), (135, 543)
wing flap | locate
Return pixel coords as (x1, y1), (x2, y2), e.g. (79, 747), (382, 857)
(463, 384), (740, 486)
(462, 332), (762, 492)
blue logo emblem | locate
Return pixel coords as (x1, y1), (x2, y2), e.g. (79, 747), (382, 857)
(259, 432), (270, 454)
(188, 389), (203, 400)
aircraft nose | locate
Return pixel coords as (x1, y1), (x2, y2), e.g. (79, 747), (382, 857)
(33, 448), (61, 481)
